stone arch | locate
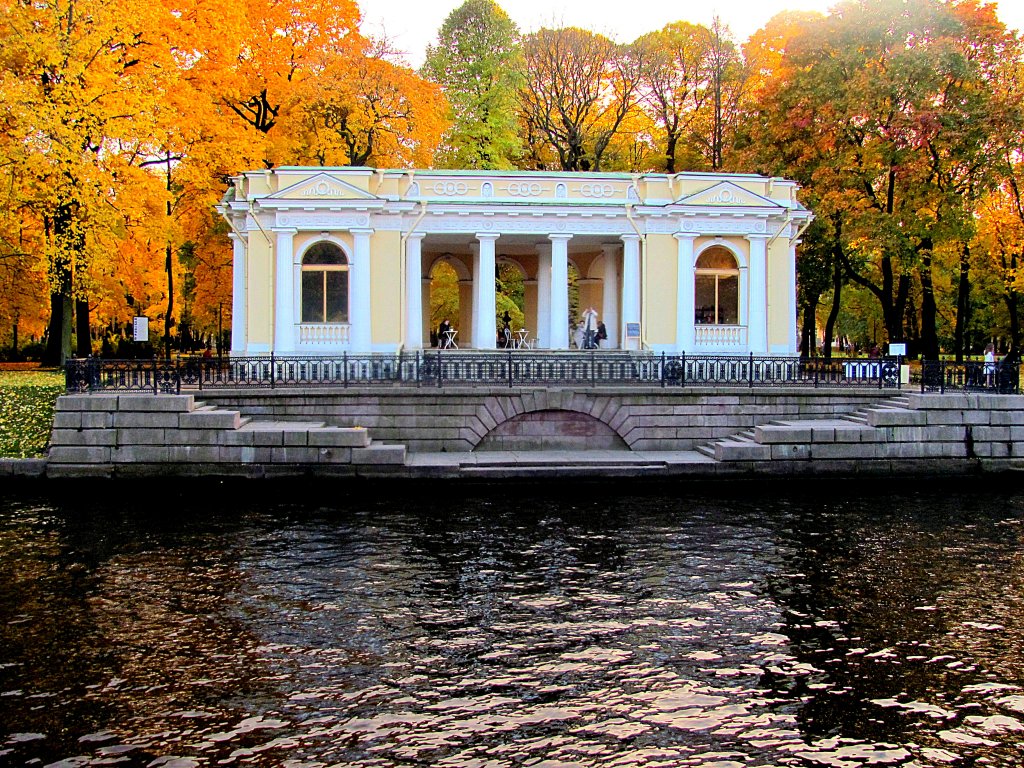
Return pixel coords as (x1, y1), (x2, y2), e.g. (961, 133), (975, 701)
(296, 235), (351, 266)
(471, 391), (630, 451)
(428, 253), (471, 281)
(496, 256), (528, 279)
(693, 239), (747, 270)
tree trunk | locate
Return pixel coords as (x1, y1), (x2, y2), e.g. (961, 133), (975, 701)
(75, 298), (91, 357)
(43, 292), (72, 367)
(800, 294), (819, 358)
(953, 242), (971, 362)
(164, 160), (174, 359)
(918, 243), (939, 360)
(822, 257), (843, 361)
(164, 241), (174, 359)
(11, 314), (18, 356)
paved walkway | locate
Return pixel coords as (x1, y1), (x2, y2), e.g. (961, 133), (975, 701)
(403, 449), (728, 479)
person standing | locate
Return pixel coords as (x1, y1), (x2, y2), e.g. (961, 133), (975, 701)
(438, 318), (452, 348)
(984, 342), (996, 388)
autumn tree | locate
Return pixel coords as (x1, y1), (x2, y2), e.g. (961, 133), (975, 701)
(691, 18), (748, 171)
(219, 0), (365, 166)
(423, 0), (523, 169)
(289, 52), (448, 168)
(0, 0), (175, 364)
(518, 27), (643, 172)
(633, 22), (713, 173)
(749, 0), (1014, 357)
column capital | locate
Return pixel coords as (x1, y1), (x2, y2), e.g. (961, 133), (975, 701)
(536, 242), (552, 256)
(350, 227), (375, 237)
(228, 232), (247, 242)
(475, 232), (501, 242)
(620, 233), (641, 243)
(271, 227), (298, 235)
(745, 233), (772, 242)
(673, 232), (699, 242)
(548, 233), (573, 242)
(406, 231), (426, 241)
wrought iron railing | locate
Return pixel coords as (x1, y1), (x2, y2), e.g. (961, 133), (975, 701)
(915, 359), (1020, 394)
(63, 352), (919, 394)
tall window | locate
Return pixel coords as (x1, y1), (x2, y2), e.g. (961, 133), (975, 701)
(301, 242), (348, 323)
(694, 247), (739, 325)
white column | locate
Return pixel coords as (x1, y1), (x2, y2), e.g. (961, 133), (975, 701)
(746, 234), (769, 354)
(549, 233), (572, 350)
(421, 277), (432, 345)
(273, 228), (297, 353)
(350, 228), (374, 353)
(473, 233), (499, 349)
(621, 233), (641, 350)
(788, 240), (800, 354)
(405, 233), (425, 349)
(600, 244), (619, 349)
(229, 233), (247, 354)
(675, 233), (697, 353)
(536, 243), (551, 349)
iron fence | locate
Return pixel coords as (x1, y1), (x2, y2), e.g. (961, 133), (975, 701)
(63, 351), (921, 394)
(916, 359), (1020, 394)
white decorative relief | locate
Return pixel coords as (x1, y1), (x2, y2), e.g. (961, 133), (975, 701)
(505, 182), (545, 197)
(677, 181), (778, 208)
(433, 181), (469, 196)
(579, 182), (617, 198)
(420, 216), (629, 235)
(679, 219), (769, 234)
(277, 213), (370, 229)
(481, 182), (493, 197)
(274, 172), (377, 201)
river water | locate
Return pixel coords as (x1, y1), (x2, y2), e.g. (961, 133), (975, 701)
(1, 480), (1023, 768)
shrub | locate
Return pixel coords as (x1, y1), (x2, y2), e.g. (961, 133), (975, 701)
(0, 370), (65, 458)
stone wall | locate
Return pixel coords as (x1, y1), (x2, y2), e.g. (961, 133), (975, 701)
(700, 392), (1024, 463)
(48, 394), (404, 478)
(196, 387), (896, 453)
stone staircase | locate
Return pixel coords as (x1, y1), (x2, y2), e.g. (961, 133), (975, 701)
(48, 393), (406, 477)
(695, 395), (955, 463)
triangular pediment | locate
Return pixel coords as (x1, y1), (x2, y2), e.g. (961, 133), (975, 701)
(271, 173), (378, 201)
(676, 181), (780, 208)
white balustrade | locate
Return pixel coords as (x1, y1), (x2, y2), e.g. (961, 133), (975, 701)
(299, 324), (350, 346)
(694, 325), (747, 349)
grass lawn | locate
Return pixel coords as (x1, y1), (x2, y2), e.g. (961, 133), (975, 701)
(0, 369), (65, 458)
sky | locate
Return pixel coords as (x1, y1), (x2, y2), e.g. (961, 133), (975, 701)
(360, 0), (1024, 69)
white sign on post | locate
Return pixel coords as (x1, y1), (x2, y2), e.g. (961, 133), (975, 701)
(888, 343), (906, 356)
(133, 316), (149, 342)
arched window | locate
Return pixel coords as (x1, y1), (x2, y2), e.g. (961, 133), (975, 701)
(301, 242), (348, 323)
(694, 247), (739, 325)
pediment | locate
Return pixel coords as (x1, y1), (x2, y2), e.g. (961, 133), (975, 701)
(271, 173), (379, 201)
(676, 181), (780, 208)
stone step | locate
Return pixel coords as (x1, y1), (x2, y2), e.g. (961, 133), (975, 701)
(352, 443), (406, 465)
(460, 464), (669, 477)
(714, 439), (770, 461)
(842, 414), (869, 424)
(696, 444), (717, 459)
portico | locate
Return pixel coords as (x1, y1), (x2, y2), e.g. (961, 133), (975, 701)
(219, 168), (811, 356)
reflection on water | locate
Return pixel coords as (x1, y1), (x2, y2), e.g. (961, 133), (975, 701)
(1, 481), (1023, 767)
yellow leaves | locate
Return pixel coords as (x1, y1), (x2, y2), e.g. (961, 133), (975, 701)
(287, 54), (449, 168)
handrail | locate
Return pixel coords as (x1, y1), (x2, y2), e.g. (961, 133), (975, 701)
(60, 352), (999, 395)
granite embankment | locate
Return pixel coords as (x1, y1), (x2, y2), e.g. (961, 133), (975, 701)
(3, 388), (1018, 480)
